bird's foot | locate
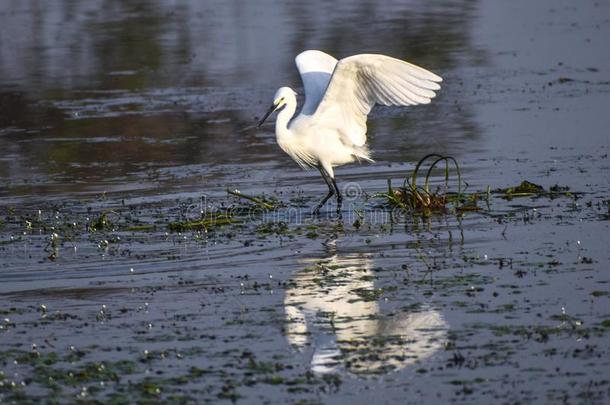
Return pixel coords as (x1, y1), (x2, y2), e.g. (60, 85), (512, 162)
(336, 198), (343, 219)
(312, 205), (343, 219)
(312, 205), (323, 216)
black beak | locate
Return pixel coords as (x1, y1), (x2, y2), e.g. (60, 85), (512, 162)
(257, 103), (277, 128)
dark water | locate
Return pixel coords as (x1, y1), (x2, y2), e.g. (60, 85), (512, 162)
(1, 0), (609, 403)
(0, 0), (484, 199)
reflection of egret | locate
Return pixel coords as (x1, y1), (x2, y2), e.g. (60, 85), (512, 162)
(258, 50), (442, 214)
(284, 242), (447, 375)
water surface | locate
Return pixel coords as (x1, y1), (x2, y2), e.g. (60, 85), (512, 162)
(1, 0), (609, 403)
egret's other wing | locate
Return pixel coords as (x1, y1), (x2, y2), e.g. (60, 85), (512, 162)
(295, 50), (338, 115)
(313, 54), (442, 146)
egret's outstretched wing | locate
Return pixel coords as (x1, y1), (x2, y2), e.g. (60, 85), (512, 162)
(313, 54), (442, 146)
(295, 50), (338, 115)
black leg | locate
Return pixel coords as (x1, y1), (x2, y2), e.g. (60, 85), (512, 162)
(313, 167), (334, 215)
(331, 177), (342, 216)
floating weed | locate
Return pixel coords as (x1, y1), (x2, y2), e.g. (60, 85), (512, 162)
(168, 212), (238, 232)
(136, 378), (163, 397)
(377, 153), (467, 216)
(0, 237), (20, 246)
(124, 223), (157, 232)
(349, 287), (384, 302)
(217, 381), (241, 401)
(227, 189), (282, 210)
(188, 366), (212, 378)
(377, 156), (580, 217)
(88, 211), (118, 232)
(256, 221), (289, 236)
(494, 181), (575, 200)
(246, 356), (283, 374)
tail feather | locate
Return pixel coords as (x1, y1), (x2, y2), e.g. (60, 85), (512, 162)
(353, 146), (374, 163)
(356, 155), (375, 163)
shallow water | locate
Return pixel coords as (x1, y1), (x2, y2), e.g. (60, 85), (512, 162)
(1, 0), (609, 403)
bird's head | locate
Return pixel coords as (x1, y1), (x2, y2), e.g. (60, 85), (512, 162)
(257, 87), (297, 127)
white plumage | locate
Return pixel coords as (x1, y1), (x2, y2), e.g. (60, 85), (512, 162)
(258, 50), (442, 215)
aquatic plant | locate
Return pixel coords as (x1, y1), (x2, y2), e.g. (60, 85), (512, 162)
(379, 153), (466, 215)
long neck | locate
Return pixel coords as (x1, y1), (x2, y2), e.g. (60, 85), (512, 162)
(275, 98), (297, 141)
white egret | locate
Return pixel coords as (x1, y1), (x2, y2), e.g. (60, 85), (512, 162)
(258, 50), (442, 215)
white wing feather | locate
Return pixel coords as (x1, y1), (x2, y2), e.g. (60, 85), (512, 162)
(312, 54), (442, 147)
(295, 50), (338, 115)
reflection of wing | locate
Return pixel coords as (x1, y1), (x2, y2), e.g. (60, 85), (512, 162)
(284, 253), (447, 375)
(295, 50), (338, 115)
(284, 254), (377, 350)
(313, 54), (442, 147)
(284, 302), (308, 347)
